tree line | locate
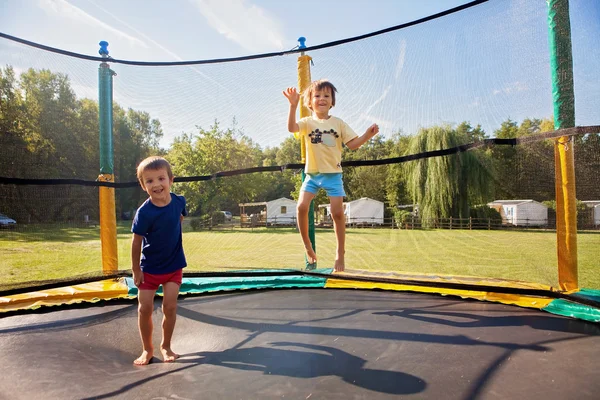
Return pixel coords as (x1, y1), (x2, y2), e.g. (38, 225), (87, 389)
(1, 66), (598, 225)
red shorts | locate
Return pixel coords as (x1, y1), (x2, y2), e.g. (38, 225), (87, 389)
(138, 269), (183, 291)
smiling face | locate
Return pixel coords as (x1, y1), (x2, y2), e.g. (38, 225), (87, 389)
(304, 80), (337, 119)
(310, 87), (334, 119)
(140, 167), (174, 206)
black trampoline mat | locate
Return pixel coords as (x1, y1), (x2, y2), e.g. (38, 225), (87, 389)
(1, 289), (599, 400)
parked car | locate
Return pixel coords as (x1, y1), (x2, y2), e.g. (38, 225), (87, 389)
(221, 211), (233, 221)
(0, 213), (16, 228)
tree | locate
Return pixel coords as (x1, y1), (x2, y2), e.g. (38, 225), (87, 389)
(0, 66), (27, 178)
(0, 66), (168, 223)
(343, 135), (391, 202)
(259, 138), (298, 202)
(404, 124), (493, 226)
(168, 121), (268, 216)
(7, 68), (100, 222)
(385, 132), (412, 209)
(113, 105), (164, 218)
(490, 117), (555, 201)
(456, 121), (487, 142)
(489, 119), (519, 199)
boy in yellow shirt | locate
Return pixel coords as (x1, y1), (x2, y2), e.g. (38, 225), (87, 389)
(283, 79), (379, 272)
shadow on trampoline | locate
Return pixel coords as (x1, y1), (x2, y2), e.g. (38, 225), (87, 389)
(177, 302), (549, 352)
(183, 341), (427, 395)
(0, 303), (137, 335)
(374, 309), (600, 334)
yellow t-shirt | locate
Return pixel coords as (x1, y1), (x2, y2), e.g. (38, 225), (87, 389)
(298, 115), (358, 174)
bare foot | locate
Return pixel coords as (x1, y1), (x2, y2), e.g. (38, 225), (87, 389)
(333, 259), (345, 272)
(305, 247), (317, 263)
(161, 347), (180, 363)
(133, 350), (153, 365)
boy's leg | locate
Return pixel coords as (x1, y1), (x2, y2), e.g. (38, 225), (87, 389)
(329, 196), (346, 272)
(297, 190), (317, 264)
(160, 281), (180, 362)
(134, 289), (157, 365)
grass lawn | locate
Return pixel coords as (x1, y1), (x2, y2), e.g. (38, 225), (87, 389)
(1, 224), (599, 290)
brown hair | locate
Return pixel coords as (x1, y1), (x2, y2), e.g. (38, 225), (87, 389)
(136, 156), (173, 185)
(303, 79), (337, 111)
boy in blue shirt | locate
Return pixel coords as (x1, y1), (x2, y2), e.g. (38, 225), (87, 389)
(131, 156), (187, 365)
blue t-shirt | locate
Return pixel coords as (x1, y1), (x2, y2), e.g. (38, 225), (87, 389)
(131, 193), (188, 274)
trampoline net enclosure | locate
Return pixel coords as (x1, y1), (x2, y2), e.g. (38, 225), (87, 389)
(0, 0), (599, 294)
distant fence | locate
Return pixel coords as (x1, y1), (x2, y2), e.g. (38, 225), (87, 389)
(186, 215), (599, 231)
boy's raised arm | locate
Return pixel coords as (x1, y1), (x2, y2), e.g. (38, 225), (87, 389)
(346, 123), (380, 150)
(283, 87), (300, 133)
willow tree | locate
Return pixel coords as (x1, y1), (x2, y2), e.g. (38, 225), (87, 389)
(404, 124), (493, 226)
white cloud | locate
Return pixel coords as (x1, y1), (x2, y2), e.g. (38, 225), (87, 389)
(70, 82), (97, 100)
(355, 85), (394, 133)
(468, 97), (480, 108)
(358, 113), (395, 135)
(37, 0), (148, 48)
(395, 39), (406, 80)
(85, 0), (228, 90)
(188, 0), (285, 53)
(87, 0), (183, 61)
(364, 85), (392, 115)
(493, 81), (527, 95)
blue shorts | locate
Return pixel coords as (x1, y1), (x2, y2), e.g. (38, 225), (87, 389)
(301, 173), (345, 197)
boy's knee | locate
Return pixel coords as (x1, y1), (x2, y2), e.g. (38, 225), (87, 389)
(297, 203), (309, 214)
(331, 209), (345, 220)
(162, 302), (177, 316)
(138, 303), (153, 317)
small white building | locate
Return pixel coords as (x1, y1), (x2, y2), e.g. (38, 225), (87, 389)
(487, 200), (548, 226)
(345, 198), (384, 225)
(320, 197), (384, 226)
(582, 201), (600, 226)
(266, 197), (297, 225)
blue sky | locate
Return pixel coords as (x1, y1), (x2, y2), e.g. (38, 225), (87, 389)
(1, 0), (599, 149)
(1, 0), (472, 60)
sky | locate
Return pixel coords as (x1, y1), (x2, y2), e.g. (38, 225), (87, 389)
(1, 0), (473, 60)
(1, 0), (599, 149)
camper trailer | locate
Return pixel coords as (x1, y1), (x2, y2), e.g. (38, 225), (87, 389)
(319, 197), (384, 226)
(266, 198), (297, 225)
(487, 200), (548, 226)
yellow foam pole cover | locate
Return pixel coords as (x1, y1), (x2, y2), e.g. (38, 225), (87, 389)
(99, 174), (118, 274)
(297, 54), (312, 162)
(554, 141), (578, 291)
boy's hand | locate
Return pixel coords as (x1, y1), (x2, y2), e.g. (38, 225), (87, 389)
(368, 123), (379, 138)
(283, 87), (300, 107)
(133, 268), (144, 287)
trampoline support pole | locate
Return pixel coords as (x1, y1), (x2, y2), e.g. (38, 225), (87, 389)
(297, 37), (316, 269)
(547, 0), (578, 291)
(98, 41), (118, 274)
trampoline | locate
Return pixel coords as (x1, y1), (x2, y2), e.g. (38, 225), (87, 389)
(2, 1), (600, 399)
(2, 288), (600, 400)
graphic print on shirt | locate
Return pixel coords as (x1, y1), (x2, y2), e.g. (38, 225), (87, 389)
(309, 129), (339, 147)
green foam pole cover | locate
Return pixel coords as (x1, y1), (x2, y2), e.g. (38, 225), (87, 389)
(547, 0), (575, 129)
(302, 170), (316, 268)
(98, 64), (114, 174)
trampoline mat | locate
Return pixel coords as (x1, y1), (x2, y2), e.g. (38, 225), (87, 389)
(1, 288), (599, 400)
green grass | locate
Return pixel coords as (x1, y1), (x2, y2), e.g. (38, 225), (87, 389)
(1, 224), (599, 290)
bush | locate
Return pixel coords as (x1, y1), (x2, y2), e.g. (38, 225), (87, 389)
(469, 205), (502, 225)
(189, 215), (212, 231)
(544, 199), (594, 228)
(189, 217), (203, 231)
(210, 211), (225, 225)
(393, 209), (413, 228)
